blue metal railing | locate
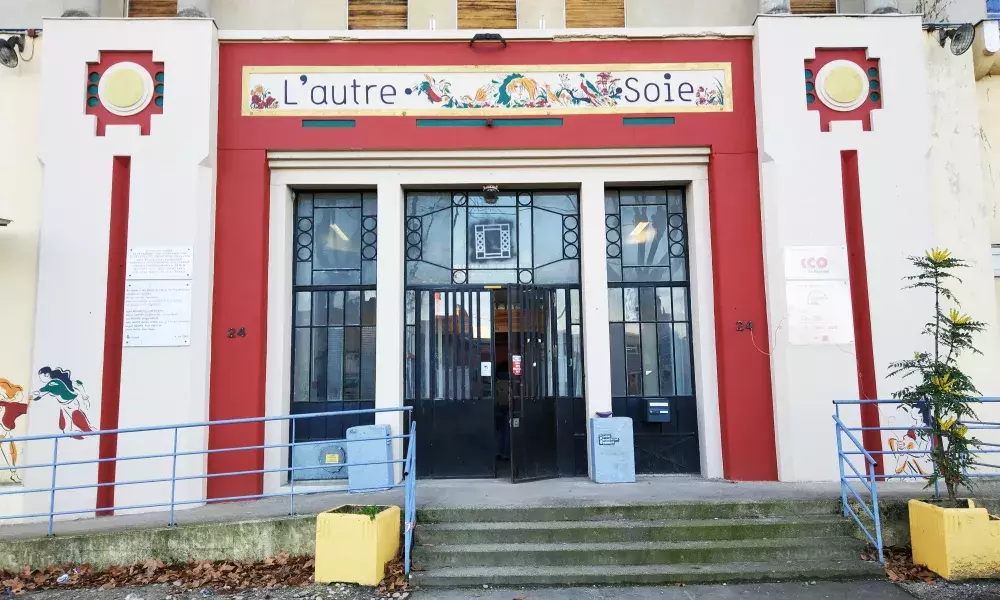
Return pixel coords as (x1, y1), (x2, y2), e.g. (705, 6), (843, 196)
(834, 398), (1000, 565)
(833, 410), (883, 564)
(0, 407), (417, 576)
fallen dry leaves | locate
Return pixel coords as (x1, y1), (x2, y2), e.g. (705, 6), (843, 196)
(376, 554), (410, 597)
(862, 545), (938, 584)
(0, 551), (318, 596)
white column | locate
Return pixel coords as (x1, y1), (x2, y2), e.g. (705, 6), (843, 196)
(375, 182), (405, 482)
(579, 178), (612, 478)
(688, 177), (724, 479)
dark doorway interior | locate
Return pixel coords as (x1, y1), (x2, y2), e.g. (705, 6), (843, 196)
(404, 286), (586, 479)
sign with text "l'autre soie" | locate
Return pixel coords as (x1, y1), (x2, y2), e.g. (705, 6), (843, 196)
(243, 63), (733, 116)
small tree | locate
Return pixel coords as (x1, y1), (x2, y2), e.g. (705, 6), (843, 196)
(888, 248), (986, 500)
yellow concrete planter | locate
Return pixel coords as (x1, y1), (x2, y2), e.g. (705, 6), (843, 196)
(315, 504), (401, 586)
(910, 498), (1000, 580)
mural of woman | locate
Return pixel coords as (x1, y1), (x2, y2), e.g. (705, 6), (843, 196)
(0, 378), (29, 482)
(30, 367), (94, 440)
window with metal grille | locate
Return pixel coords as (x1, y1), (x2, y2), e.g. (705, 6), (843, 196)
(291, 191), (378, 444)
(605, 187), (699, 474)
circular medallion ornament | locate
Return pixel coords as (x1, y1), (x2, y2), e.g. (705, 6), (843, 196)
(815, 60), (868, 112)
(98, 62), (155, 116)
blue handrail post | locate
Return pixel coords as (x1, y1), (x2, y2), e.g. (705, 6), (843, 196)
(47, 438), (58, 536)
(169, 427), (179, 527)
(403, 420), (416, 577)
(835, 405), (848, 517)
(289, 419), (296, 516)
(869, 453), (884, 564)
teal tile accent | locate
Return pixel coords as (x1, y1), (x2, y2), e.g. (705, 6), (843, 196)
(417, 119), (489, 127)
(493, 118), (563, 127)
(869, 92), (880, 102)
(868, 67), (879, 77)
(88, 72), (100, 83)
(155, 72), (165, 83)
(302, 119), (357, 128)
(806, 94), (816, 105)
(87, 97), (99, 107)
(623, 117), (676, 126)
(154, 96), (164, 107)
(88, 85), (99, 95)
(869, 80), (879, 90)
(155, 84), (164, 94)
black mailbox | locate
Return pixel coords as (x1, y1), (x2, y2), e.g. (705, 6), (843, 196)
(645, 398), (671, 423)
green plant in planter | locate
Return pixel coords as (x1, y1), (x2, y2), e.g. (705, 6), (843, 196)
(889, 248), (986, 501)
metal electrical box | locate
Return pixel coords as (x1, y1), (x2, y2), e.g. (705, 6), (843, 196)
(346, 424), (393, 492)
(291, 442), (348, 481)
(589, 417), (636, 484)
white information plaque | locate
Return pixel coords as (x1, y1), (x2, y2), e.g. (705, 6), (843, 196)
(127, 246), (194, 280)
(786, 280), (854, 346)
(123, 280), (193, 347)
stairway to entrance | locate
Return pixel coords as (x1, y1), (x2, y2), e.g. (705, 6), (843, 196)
(411, 500), (883, 586)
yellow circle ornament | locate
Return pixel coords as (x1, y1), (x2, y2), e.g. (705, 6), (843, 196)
(816, 60), (869, 112)
(98, 62), (155, 116)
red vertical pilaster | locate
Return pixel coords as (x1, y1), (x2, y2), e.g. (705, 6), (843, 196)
(207, 149), (271, 499)
(840, 150), (884, 476)
(97, 156), (132, 514)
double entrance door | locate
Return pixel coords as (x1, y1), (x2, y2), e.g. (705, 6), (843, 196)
(405, 285), (583, 481)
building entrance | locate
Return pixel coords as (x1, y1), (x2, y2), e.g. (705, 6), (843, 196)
(403, 189), (585, 480)
(403, 285), (582, 480)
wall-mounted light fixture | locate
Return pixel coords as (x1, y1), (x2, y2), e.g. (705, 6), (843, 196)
(0, 218), (11, 227)
(470, 33), (507, 48)
(483, 185), (500, 204)
(935, 23), (976, 56)
(0, 35), (24, 69)
(0, 30), (37, 69)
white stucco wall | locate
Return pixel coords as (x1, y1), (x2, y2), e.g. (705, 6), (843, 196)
(924, 30), (1000, 472)
(755, 15), (939, 482)
(27, 17), (218, 520)
(980, 76), (1000, 246)
(0, 36), (43, 520)
(926, 35), (1000, 396)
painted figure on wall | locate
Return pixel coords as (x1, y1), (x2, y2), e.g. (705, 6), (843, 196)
(883, 405), (931, 479)
(0, 378), (29, 482)
(30, 367), (95, 440)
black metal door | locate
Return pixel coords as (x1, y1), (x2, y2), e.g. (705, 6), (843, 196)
(406, 289), (496, 478)
(508, 285), (559, 482)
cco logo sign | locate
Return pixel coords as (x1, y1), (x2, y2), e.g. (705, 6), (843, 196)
(801, 256), (829, 270)
(784, 246), (849, 281)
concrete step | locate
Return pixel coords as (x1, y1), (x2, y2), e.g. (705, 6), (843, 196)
(414, 516), (854, 545)
(410, 559), (885, 587)
(416, 500), (842, 524)
(413, 537), (865, 568)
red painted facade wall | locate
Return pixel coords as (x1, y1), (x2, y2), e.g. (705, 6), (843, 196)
(211, 38), (779, 494)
